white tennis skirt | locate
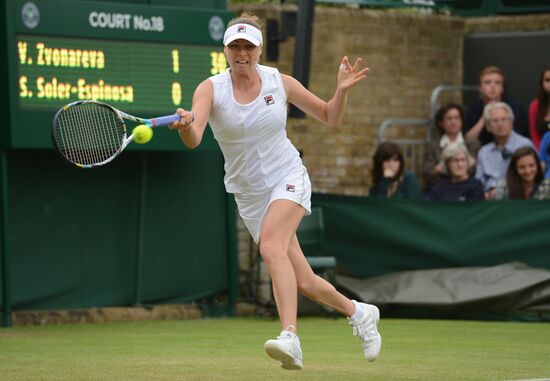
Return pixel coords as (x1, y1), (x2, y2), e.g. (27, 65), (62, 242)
(234, 166), (312, 244)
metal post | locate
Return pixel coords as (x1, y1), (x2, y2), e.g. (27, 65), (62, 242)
(225, 190), (238, 316)
(289, 0), (315, 118)
(134, 153), (147, 307)
(1, 150), (12, 327)
(487, 0), (499, 15)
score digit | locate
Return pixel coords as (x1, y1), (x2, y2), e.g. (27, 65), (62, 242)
(172, 49), (180, 74)
(210, 52), (226, 75)
(172, 82), (182, 106)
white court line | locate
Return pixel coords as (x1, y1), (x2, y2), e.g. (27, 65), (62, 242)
(503, 378), (550, 381)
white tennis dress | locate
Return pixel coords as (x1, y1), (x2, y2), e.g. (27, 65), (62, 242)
(208, 64), (311, 243)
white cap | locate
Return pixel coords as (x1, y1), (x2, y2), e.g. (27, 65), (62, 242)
(223, 23), (263, 47)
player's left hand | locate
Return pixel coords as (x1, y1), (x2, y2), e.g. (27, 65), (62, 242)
(337, 56), (369, 92)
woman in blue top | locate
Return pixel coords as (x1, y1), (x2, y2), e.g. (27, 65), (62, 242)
(539, 131), (550, 179)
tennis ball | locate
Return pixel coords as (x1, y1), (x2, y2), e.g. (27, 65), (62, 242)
(133, 125), (153, 144)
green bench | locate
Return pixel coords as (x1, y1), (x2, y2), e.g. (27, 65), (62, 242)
(298, 207), (337, 282)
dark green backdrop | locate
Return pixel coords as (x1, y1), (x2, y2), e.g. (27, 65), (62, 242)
(0, 149), (232, 311)
(312, 193), (550, 278)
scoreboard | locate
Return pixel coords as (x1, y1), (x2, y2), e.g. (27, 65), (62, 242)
(16, 35), (227, 112)
(3, 0), (233, 150)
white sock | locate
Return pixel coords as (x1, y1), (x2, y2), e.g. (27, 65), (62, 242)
(350, 300), (365, 321)
(281, 325), (297, 337)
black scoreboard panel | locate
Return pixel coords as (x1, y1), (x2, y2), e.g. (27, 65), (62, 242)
(5, 0), (232, 149)
(17, 35), (227, 113)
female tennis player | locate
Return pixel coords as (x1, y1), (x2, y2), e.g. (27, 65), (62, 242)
(170, 13), (380, 370)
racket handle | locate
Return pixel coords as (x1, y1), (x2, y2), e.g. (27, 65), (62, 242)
(151, 114), (182, 127)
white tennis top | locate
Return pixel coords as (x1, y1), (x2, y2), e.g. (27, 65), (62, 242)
(208, 64), (302, 195)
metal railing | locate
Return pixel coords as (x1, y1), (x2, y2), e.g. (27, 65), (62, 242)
(377, 84), (479, 179)
(428, 84), (478, 139)
(377, 118), (431, 177)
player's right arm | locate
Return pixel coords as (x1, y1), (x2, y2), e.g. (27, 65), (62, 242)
(171, 79), (213, 149)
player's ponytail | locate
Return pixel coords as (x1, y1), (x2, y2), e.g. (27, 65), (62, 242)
(227, 12), (263, 30)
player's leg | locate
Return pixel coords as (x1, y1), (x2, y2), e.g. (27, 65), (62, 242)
(287, 234), (382, 362)
(258, 199), (305, 331)
(287, 234), (354, 315)
(259, 199), (305, 370)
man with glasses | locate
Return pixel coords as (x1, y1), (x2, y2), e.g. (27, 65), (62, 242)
(476, 102), (535, 199)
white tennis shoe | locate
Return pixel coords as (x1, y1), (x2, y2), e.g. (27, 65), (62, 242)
(348, 302), (382, 362)
(264, 330), (303, 370)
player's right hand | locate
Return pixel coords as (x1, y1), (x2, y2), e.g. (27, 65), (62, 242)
(170, 108), (194, 130)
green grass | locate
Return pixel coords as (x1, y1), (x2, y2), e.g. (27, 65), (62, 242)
(1, 317), (549, 381)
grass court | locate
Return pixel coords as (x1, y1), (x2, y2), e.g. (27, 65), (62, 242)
(1, 317), (550, 381)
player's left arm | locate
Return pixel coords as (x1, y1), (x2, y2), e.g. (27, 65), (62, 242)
(282, 56), (369, 127)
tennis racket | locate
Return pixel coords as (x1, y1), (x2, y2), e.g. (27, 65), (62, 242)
(51, 100), (183, 169)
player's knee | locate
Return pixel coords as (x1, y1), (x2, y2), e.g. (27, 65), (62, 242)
(296, 278), (314, 295)
(259, 240), (286, 266)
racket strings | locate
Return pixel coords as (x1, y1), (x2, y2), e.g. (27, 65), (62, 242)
(54, 103), (125, 166)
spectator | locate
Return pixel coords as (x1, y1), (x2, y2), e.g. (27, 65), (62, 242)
(425, 142), (484, 202)
(539, 131), (550, 179)
(422, 103), (478, 192)
(528, 66), (550, 150)
(494, 146), (550, 200)
(475, 102), (535, 199)
(369, 142), (422, 199)
(465, 66), (529, 146)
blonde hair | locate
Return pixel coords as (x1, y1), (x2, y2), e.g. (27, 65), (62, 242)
(227, 12), (262, 31)
(479, 65), (505, 83)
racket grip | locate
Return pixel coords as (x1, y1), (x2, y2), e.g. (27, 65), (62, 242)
(151, 114), (182, 127)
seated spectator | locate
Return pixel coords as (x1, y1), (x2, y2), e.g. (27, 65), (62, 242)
(422, 103), (478, 192)
(528, 66), (550, 150)
(425, 142), (484, 202)
(494, 146), (550, 200)
(369, 141), (422, 199)
(465, 66), (528, 146)
(475, 102), (535, 199)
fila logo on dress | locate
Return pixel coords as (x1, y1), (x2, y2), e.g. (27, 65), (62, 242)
(264, 95), (274, 106)
(286, 184), (295, 192)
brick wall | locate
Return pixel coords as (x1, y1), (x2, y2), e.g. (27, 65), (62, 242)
(465, 13), (550, 33)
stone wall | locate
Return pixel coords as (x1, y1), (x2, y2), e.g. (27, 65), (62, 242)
(12, 305), (201, 326)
